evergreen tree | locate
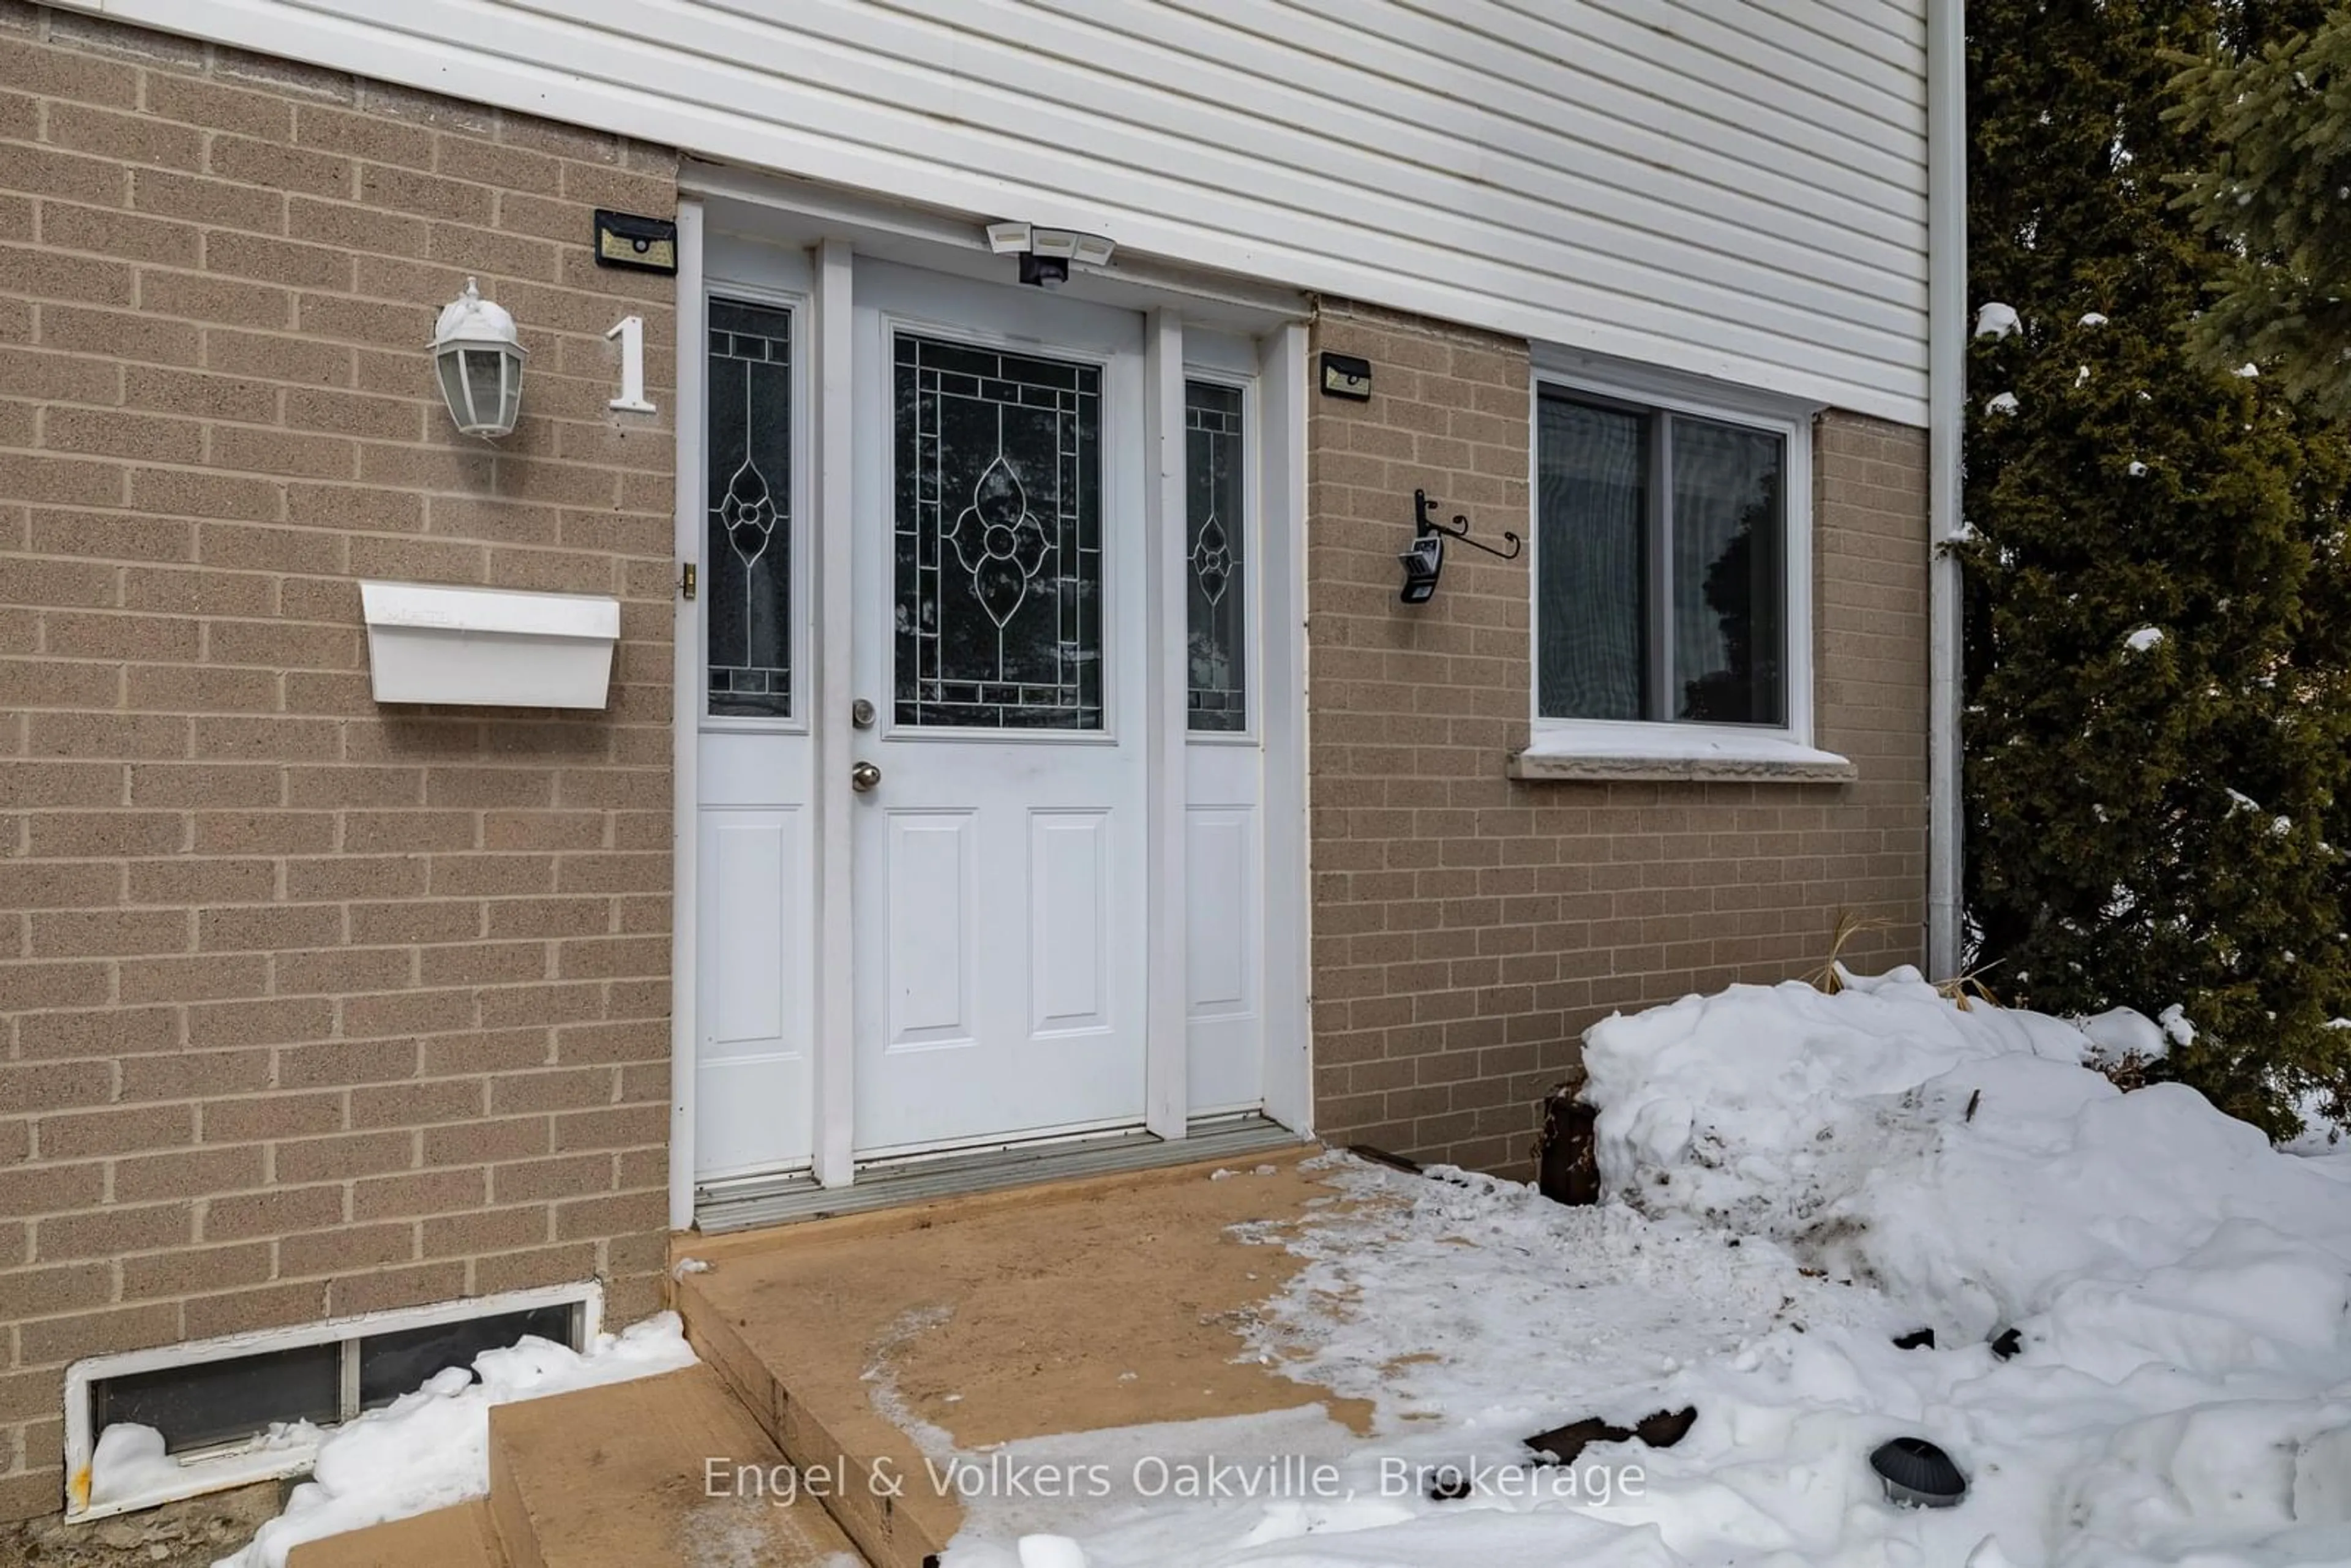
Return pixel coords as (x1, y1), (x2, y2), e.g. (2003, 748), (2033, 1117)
(2173, 14), (2351, 417)
(1966, 0), (2351, 1136)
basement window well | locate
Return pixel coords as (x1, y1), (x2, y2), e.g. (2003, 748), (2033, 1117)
(64, 1284), (599, 1522)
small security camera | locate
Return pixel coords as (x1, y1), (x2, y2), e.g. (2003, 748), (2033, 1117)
(1019, 253), (1070, 289)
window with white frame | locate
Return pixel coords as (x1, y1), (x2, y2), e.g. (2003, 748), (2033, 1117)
(1535, 384), (1796, 730)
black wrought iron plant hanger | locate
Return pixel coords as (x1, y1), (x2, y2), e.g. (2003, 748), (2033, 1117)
(1400, 488), (1520, 604)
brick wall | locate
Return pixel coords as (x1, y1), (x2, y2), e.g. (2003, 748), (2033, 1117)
(0, 6), (678, 1521)
(1305, 299), (1928, 1174)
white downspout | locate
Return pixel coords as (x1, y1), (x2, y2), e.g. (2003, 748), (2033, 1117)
(1926, 0), (1967, 977)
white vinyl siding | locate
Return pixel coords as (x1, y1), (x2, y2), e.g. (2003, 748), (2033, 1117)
(70, 0), (1931, 424)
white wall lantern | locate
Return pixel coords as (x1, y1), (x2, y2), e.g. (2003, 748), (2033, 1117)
(359, 581), (619, 708)
(430, 277), (525, 438)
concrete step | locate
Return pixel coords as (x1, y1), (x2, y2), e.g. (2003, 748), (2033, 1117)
(674, 1148), (1364, 1568)
(486, 1364), (865, 1568)
(283, 1500), (504, 1568)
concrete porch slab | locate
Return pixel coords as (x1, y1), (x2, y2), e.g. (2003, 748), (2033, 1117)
(672, 1147), (1376, 1568)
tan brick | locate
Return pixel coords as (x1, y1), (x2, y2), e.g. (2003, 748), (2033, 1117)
(198, 1092), (342, 1145)
(0, 343), (122, 403)
(119, 1046), (274, 1103)
(277, 1039), (420, 1090)
(181, 1280), (328, 1341)
(120, 947), (272, 1000)
(423, 1116), (549, 1166)
(15, 1003), (179, 1060)
(205, 324), (351, 386)
(349, 1077), (484, 1129)
(28, 906), (189, 957)
(353, 1166), (484, 1220)
(18, 1302), (178, 1367)
(47, 102), (203, 170)
(471, 1242), (596, 1297)
(121, 1240), (272, 1301)
(0, 240), (133, 304)
(0, 34), (138, 106)
(0, 960), (109, 1012)
(34, 1200), (190, 1261)
(206, 422), (356, 480)
(0, 1162), (104, 1220)
(130, 167), (286, 233)
(203, 1184), (343, 1241)
(0, 859), (121, 908)
(0, 1059), (112, 1114)
(0, 1261), (114, 1321)
(141, 72), (294, 140)
(36, 1103), (192, 1160)
(422, 1203), (547, 1258)
(280, 1220), (418, 1278)
(113, 1143), (267, 1203)
(490, 1153), (610, 1205)
(324, 1259), (466, 1317)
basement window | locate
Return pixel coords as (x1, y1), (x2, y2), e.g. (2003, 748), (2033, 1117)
(65, 1285), (598, 1521)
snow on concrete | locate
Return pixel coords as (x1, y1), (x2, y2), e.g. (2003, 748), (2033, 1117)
(943, 971), (2351, 1567)
(209, 1312), (697, 1568)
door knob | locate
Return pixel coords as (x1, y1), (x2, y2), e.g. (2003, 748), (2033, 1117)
(849, 761), (882, 793)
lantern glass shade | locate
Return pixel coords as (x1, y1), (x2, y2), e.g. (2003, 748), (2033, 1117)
(436, 342), (523, 438)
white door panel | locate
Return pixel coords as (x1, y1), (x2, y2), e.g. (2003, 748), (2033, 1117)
(695, 806), (812, 1177)
(1184, 745), (1265, 1114)
(849, 260), (1150, 1155)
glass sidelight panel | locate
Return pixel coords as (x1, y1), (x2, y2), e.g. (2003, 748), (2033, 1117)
(706, 298), (793, 718)
(893, 332), (1103, 729)
(1184, 380), (1246, 733)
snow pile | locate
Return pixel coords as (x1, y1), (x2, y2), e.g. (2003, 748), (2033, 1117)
(87, 1422), (187, 1507)
(1974, 302), (2021, 339)
(945, 972), (2351, 1567)
(214, 1312), (698, 1568)
(1579, 971), (2351, 1562)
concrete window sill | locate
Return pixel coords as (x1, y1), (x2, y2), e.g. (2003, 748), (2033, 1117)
(1507, 729), (1857, 784)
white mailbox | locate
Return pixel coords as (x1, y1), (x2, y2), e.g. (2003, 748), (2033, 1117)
(359, 580), (621, 710)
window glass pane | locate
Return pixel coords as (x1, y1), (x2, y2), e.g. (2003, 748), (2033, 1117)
(1184, 380), (1246, 733)
(1670, 416), (1785, 725)
(94, 1343), (340, 1455)
(1537, 396), (1648, 720)
(894, 332), (1103, 729)
(707, 298), (793, 718)
(358, 1305), (574, 1411)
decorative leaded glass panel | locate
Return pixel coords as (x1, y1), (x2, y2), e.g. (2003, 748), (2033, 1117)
(893, 333), (1102, 729)
(706, 298), (792, 718)
(1184, 380), (1246, 732)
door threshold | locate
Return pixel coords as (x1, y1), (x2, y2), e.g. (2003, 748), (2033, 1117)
(690, 1113), (1304, 1235)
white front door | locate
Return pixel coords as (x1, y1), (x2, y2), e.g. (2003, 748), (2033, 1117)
(846, 261), (1149, 1155)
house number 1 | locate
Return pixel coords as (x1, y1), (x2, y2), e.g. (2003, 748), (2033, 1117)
(607, 315), (657, 414)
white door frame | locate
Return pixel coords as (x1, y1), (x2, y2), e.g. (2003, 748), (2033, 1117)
(667, 171), (1313, 1228)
